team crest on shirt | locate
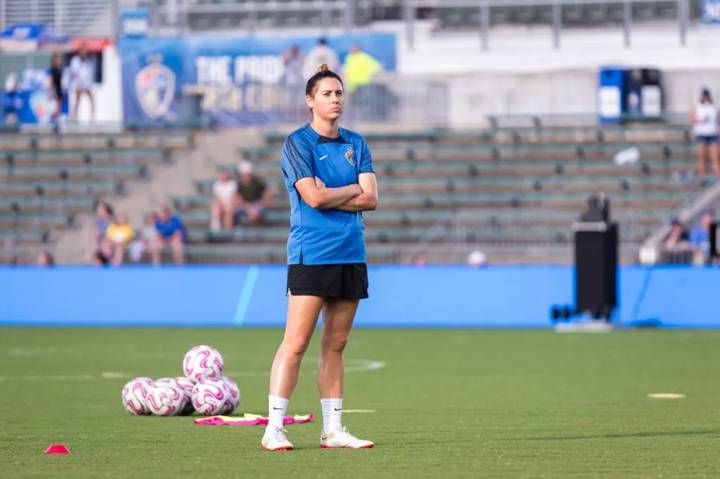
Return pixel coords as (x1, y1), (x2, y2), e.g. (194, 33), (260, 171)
(345, 147), (355, 167)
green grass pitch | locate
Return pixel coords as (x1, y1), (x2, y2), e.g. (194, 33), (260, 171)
(1, 328), (719, 478)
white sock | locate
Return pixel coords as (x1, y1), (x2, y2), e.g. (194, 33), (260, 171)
(320, 397), (343, 434)
(268, 395), (289, 429)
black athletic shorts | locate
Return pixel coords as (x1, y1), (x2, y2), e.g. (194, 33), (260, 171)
(696, 135), (719, 145)
(286, 263), (368, 299)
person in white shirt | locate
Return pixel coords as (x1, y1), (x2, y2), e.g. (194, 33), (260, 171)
(691, 88), (720, 176)
(69, 44), (96, 122)
(210, 169), (239, 232)
(302, 38), (340, 82)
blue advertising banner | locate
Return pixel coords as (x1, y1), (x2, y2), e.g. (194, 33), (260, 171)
(702, 0), (720, 23)
(2, 265), (720, 328)
(2, 68), (69, 125)
(118, 34), (396, 126)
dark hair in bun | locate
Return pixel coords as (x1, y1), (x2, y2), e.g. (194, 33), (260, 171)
(305, 64), (343, 96)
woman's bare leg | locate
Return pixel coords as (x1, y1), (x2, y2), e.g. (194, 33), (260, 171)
(698, 142), (708, 176)
(710, 143), (720, 176)
(317, 298), (359, 398)
(269, 294), (325, 398)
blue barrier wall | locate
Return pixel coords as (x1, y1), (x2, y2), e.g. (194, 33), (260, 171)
(0, 265), (717, 328)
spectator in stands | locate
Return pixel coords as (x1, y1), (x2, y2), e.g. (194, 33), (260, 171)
(660, 218), (697, 264)
(128, 213), (157, 263)
(663, 218), (689, 252)
(691, 88), (719, 176)
(93, 250), (110, 267)
(689, 210), (715, 261)
(105, 214), (135, 265)
(2, 72), (20, 126)
(343, 45), (382, 94)
(94, 201), (114, 248)
(36, 250), (55, 267)
(49, 53), (65, 126)
(303, 37), (340, 81)
(152, 205), (186, 265)
(283, 45), (304, 88)
(210, 169), (238, 232)
(282, 45), (305, 118)
(236, 160), (275, 226)
(69, 44), (95, 122)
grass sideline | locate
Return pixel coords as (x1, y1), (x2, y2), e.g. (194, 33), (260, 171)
(1, 328), (718, 478)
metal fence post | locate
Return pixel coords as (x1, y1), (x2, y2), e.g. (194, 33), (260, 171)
(480, 1), (490, 51)
(552, 0), (561, 49)
(404, 0), (415, 52)
(623, 0), (632, 47)
(110, 0), (119, 43)
(678, 0), (687, 46)
(345, 0), (355, 32)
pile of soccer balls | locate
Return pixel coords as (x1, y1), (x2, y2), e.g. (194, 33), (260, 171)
(121, 345), (240, 416)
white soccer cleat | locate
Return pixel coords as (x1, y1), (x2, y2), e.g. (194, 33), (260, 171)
(320, 426), (374, 449)
(261, 426), (294, 451)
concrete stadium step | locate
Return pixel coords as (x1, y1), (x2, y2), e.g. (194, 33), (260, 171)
(185, 223), (651, 245)
(193, 176), (703, 196)
(240, 142), (694, 163)
(0, 196), (97, 213)
(0, 228), (50, 243)
(240, 157), (696, 175)
(173, 189), (691, 211)
(0, 130), (194, 151)
(0, 212), (74, 228)
(179, 207), (670, 230)
(195, 170), (700, 188)
(183, 240), (645, 265)
(188, 227), (651, 245)
(0, 164), (146, 181)
(0, 148), (170, 165)
(0, 180), (123, 197)
(262, 124), (691, 147)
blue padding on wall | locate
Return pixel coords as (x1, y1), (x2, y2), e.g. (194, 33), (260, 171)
(0, 265), (718, 328)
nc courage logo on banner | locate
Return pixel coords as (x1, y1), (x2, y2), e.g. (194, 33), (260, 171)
(135, 63), (176, 119)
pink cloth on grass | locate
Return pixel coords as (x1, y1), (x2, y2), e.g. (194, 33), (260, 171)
(193, 413), (314, 426)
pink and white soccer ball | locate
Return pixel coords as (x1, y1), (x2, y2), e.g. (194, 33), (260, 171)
(146, 379), (186, 416)
(183, 345), (224, 382)
(191, 378), (230, 416)
(121, 377), (154, 415)
(174, 376), (196, 415)
(219, 376), (241, 414)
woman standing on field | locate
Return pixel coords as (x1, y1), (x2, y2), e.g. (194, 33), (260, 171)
(261, 64), (378, 451)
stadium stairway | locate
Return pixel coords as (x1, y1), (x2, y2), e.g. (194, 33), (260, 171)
(170, 121), (708, 265)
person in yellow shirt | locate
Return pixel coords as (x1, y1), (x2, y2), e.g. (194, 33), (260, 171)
(343, 45), (382, 94)
(105, 214), (134, 265)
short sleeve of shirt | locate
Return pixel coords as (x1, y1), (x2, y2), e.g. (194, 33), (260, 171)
(281, 135), (313, 185)
(359, 138), (375, 174)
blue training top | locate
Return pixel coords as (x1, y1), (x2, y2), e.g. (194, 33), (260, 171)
(280, 123), (375, 265)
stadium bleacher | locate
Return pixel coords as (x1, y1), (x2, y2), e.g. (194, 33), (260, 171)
(168, 120), (702, 265)
(0, 129), (194, 264)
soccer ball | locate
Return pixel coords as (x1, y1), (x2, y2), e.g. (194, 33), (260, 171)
(219, 376), (241, 414)
(191, 378), (229, 416)
(174, 376), (196, 415)
(183, 345), (224, 382)
(121, 377), (154, 415)
(146, 379), (186, 416)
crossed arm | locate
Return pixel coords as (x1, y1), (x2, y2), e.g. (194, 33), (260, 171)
(294, 173), (378, 212)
